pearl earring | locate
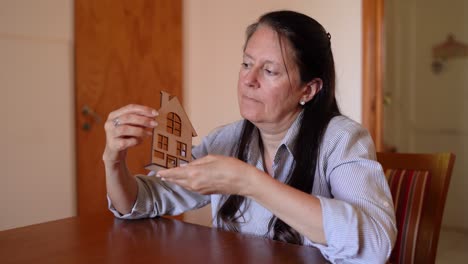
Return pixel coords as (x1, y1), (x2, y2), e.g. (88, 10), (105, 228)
(299, 100), (305, 106)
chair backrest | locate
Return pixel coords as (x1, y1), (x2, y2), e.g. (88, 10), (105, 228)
(377, 152), (455, 264)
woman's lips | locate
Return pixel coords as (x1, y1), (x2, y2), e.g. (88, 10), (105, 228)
(242, 95), (260, 103)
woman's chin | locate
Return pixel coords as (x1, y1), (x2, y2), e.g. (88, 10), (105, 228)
(240, 110), (263, 123)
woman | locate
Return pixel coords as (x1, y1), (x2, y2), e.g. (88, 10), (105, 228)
(104, 10), (396, 263)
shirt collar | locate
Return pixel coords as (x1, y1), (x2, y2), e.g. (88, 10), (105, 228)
(247, 125), (261, 164)
(279, 110), (304, 159)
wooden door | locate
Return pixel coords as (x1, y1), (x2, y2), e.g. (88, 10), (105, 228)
(75, 0), (182, 215)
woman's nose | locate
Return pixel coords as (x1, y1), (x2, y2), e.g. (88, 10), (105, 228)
(243, 68), (260, 88)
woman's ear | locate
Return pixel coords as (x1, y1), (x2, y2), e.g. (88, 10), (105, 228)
(299, 78), (323, 105)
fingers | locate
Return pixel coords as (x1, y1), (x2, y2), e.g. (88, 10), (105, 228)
(188, 154), (218, 166)
(108, 104), (158, 120)
(105, 117), (156, 142)
(155, 155), (246, 195)
(157, 167), (190, 189)
(106, 126), (148, 152)
(158, 167), (214, 194)
(157, 155), (225, 182)
(162, 177), (189, 188)
(110, 137), (143, 152)
(157, 166), (190, 181)
(105, 105), (158, 132)
(109, 114), (158, 129)
(104, 104), (158, 155)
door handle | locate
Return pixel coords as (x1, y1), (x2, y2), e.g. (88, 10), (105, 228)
(81, 105), (102, 131)
(383, 92), (392, 106)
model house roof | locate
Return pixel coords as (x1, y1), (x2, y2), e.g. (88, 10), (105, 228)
(159, 91), (197, 137)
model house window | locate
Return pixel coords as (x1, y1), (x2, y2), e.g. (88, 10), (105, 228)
(167, 112), (181, 136)
(153, 150), (164, 159)
(157, 134), (168, 150)
(177, 141), (187, 157)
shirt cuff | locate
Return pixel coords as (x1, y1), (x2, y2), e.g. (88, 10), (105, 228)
(107, 178), (157, 219)
(306, 196), (360, 262)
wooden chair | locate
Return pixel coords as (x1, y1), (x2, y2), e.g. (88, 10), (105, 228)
(377, 152), (455, 264)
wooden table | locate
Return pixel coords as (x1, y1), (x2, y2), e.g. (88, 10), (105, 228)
(0, 214), (328, 263)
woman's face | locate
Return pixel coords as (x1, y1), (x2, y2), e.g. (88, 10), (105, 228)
(237, 25), (306, 127)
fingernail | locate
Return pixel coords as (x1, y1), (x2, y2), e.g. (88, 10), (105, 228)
(156, 173), (161, 177)
(150, 121), (157, 127)
(146, 131), (153, 136)
(161, 177), (166, 181)
(152, 110), (158, 116)
(180, 163), (188, 167)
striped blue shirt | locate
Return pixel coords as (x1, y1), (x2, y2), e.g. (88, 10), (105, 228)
(108, 114), (397, 263)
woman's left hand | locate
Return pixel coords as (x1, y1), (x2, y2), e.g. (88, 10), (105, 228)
(156, 155), (262, 196)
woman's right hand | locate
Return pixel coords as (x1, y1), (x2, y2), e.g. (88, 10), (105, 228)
(103, 104), (158, 163)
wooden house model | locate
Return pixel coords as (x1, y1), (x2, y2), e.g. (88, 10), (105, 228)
(145, 91), (197, 171)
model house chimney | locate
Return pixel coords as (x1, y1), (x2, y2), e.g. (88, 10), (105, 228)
(160, 91), (170, 107)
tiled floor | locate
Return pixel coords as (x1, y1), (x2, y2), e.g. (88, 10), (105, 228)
(436, 228), (468, 263)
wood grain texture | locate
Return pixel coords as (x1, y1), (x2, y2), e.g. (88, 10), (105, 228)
(362, 0), (384, 151)
(75, 0), (182, 215)
(0, 215), (328, 264)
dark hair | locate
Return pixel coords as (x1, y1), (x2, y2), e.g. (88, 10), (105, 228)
(216, 10), (340, 245)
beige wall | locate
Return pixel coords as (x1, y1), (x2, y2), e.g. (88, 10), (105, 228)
(184, 0), (363, 145)
(0, 0), (75, 230)
(0, 0), (362, 230)
(183, 0), (363, 225)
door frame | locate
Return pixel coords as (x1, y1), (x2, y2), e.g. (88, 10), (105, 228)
(362, 0), (385, 151)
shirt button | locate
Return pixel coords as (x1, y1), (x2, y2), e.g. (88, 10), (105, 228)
(383, 201), (390, 208)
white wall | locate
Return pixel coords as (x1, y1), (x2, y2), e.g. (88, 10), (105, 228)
(0, 0), (362, 230)
(385, 0), (468, 231)
(183, 0), (362, 225)
(0, 0), (75, 230)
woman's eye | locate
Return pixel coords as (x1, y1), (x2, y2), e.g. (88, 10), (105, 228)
(264, 69), (276, 75)
(241, 62), (250, 68)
